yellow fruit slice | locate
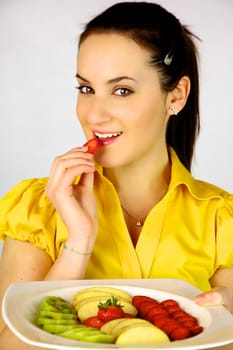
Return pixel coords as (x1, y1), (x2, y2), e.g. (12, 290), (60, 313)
(73, 286), (132, 306)
(74, 294), (130, 310)
(100, 318), (126, 335)
(111, 318), (150, 337)
(115, 324), (170, 345)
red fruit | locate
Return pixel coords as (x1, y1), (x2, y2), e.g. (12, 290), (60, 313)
(83, 316), (104, 329)
(170, 327), (191, 340)
(165, 305), (181, 314)
(190, 325), (203, 336)
(83, 138), (101, 154)
(161, 319), (181, 335)
(161, 299), (179, 308)
(132, 295), (158, 308)
(146, 306), (168, 322)
(97, 296), (125, 323)
(137, 301), (157, 318)
(179, 319), (197, 328)
(171, 310), (189, 320)
(153, 316), (171, 329)
(176, 315), (197, 324)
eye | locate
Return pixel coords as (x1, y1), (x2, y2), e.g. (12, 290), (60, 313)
(114, 87), (133, 97)
(76, 85), (94, 94)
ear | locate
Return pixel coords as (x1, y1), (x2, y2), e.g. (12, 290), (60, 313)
(166, 76), (191, 116)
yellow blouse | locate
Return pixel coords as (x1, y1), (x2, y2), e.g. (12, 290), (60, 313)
(0, 149), (233, 291)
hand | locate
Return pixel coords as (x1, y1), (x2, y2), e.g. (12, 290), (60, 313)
(46, 146), (97, 244)
(195, 286), (233, 313)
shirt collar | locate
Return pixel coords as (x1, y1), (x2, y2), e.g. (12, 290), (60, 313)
(168, 148), (223, 200)
(95, 148), (223, 201)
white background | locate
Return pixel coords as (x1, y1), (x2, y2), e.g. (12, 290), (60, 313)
(0, 0), (233, 197)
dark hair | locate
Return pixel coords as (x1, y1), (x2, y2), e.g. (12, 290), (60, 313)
(79, 1), (200, 171)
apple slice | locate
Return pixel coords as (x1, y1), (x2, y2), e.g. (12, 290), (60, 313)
(111, 318), (150, 337)
(115, 324), (170, 345)
(73, 286), (132, 306)
(100, 318), (126, 334)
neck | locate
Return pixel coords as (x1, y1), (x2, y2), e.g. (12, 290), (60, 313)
(104, 147), (171, 218)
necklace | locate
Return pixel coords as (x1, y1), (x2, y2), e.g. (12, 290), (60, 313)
(121, 205), (146, 227)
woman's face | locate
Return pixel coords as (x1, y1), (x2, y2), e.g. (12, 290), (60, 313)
(76, 33), (171, 168)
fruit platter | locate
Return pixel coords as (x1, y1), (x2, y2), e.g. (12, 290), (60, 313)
(3, 279), (233, 349)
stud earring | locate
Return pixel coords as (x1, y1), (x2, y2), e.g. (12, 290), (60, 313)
(169, 106), (179, 115)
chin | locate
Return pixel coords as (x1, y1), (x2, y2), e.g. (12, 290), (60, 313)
(95, 153), (123, 169)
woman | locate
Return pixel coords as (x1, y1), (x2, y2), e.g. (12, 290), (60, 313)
(0, 2), (233, 349)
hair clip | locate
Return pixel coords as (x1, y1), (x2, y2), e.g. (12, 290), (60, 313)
(164, 54), (173, 66)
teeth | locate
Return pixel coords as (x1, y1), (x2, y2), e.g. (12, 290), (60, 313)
(95, 131), (122, 139)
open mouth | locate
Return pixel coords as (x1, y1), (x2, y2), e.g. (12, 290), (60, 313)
(94, 131), (123, 146)
(94, 131), (123, 139)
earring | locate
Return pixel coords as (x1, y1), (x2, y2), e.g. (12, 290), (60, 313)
(169, 106), (179, 115)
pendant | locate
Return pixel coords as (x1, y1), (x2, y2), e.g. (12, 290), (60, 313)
(136, 220), (143, 227)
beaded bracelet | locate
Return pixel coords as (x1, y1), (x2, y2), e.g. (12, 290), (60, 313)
(63, 243), (92, 256)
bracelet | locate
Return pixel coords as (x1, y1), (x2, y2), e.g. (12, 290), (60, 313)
(63, 243), (92, 256)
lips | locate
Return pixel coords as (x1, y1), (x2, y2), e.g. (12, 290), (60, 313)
(94, 131), (123, 146)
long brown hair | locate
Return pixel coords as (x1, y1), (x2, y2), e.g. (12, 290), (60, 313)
(79, 2), (200, 171)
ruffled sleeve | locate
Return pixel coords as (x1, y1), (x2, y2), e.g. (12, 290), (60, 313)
(0, 178), (58, 261)
(215, 192), (233, 269)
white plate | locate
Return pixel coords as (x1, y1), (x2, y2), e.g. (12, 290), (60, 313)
(2, 279), (233, 350)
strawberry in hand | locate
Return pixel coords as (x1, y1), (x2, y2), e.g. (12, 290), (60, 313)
(97, 296), (125, 323)
(83, 137), (101, 154)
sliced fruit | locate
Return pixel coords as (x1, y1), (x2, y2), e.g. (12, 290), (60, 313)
(73, 286), (132, 306)
(82, 332), (115, 344)
(37, 317), (78, 326)
(59, 325), (115, 343)
(111, 318), (151, 337)
(77, 297), (137, 322)
(115, 324), (170, 345)
(100, 318), (125, 334)
(42, 324), (82, 334)
(39, 310), (76, 320)
(40, 296), (75, 313)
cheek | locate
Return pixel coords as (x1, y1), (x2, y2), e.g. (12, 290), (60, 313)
(76, 97), (86, 123)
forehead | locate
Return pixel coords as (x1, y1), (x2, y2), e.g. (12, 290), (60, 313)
(77, 33), (153, 78)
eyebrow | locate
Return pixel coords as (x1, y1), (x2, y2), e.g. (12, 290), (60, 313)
(75, 73), (137, 84)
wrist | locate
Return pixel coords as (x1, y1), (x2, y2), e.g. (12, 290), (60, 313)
(63, 243), (92, 256)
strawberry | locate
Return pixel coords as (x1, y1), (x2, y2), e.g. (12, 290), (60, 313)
(161, 299), (179, 308)
(97, 296), (125, 323)
(83, 137), (101, 154)
(132, 295), (157, 308)
(83, 316), (104, 329)
(170, 326), (191, 341)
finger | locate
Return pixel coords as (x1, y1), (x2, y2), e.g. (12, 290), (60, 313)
(47, 164), (95, 197)
(79, 171), (94, 187)
(48, 156), (95, 187)
(58, 146), (90, 158)
(195, 286), (232, 309)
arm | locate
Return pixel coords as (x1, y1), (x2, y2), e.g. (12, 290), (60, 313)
(0, 146), (99, 348)
(195, 266), (233, 313)
(0, 238), (53, 350)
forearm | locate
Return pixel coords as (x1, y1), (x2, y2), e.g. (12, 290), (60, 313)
(44, 230), (96, 280)
(0, 319), (46, 350)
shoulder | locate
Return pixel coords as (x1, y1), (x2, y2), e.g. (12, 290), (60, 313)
(0, 177), (55, 232)
(170, 148), (232, 203)
(0, 177), (50, 208)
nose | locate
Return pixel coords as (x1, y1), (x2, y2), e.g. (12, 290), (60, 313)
(77, 94), (111, 125)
